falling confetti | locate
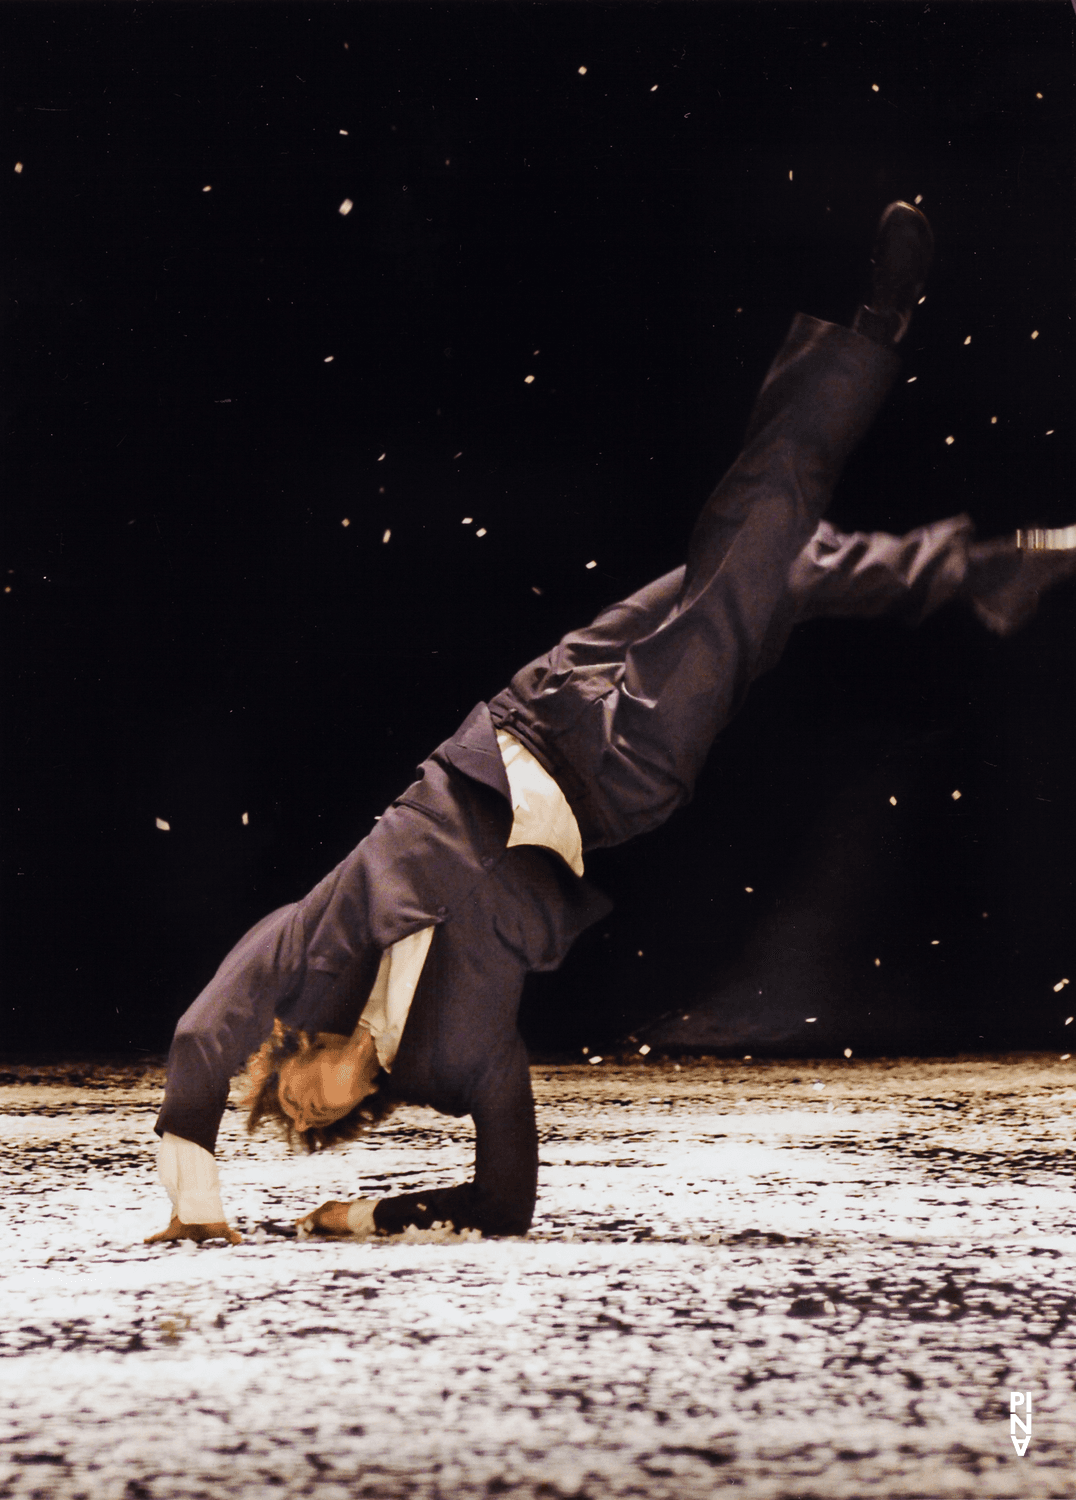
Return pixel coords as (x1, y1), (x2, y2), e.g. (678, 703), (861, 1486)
(789, 170), (793, 181)
(1045, 429), (1054, 436)
(907, 376), (917, 383)
(585, 560), (597, 570)
(241, 812), (249, 826)
(341, 518), (350, 527)
(155, 818), (170, 832)
(806, 1017), (817, 1023)
(871, 84), (880, 93)
(889, 796), (898, 806)
(339, 129), (348, 136)
(918, 296), (926, 305)
(531, 586), (542, 595)
(638, 1044), (651, 1056)
(382, 529), (391, 544)
(524, 375), (535, 384)
(744, 886), (754, 893)
(844, 1048), (853, 1058)
(650, 85), (658, 93)
(874, 958), (881, 967)
(1036, 92), (1043, 99)
(743, 1056), (752, 1062)
(945, 436), (955, 446)
(578, 65), (587, 75)
(1054, 978), (1070, 992)
(951, 789), (962, 800)
(914, 194), (923, 204)
(453, 452), (463, 459)
(14, 163), (23, 173)
(963, 336), (971, 346)
(475, 528), (487, 538)
(991, 417), (998, 424)
(462, 517), (473, 525)
(589, 1055), (603, 1065)
(339, 198), (353, 215)
(931, 940), (940, 946)
(202, 185), (212, 193)
(1031, 330), (1039, 339)
(378, 453), (386, 462)
(1066, 1016), (1073, 1025)
(323, 355), (334, 363)
(1062, 1055), (1071, 1062)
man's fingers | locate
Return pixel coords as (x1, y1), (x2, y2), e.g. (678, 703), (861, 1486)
(144, 1216), (184, 1244)
(144, 1217), (243, 1246)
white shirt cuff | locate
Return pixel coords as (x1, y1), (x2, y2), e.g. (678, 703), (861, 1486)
(158, 1131), (226, 1224)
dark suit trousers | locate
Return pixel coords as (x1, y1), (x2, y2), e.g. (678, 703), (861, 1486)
(490, 314), (902, 850)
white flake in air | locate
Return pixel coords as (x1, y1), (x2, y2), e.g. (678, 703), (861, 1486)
(202, 185), (211, 193)
(578, 66), (587, 76)
(524, 375), (535, 384)
(323, 355), (334, 363)
(339, 129), (348, 136)
(241, 812), (249, 826)
(951, 789), (962, 800)
(475, 528), (487, 537)
(462, 517), (473, 525)
(991, 417), (998, 424)
(155, 818), (170, 832)
(843, 1048), (853, 1058)
(871, 84), (879, 93)
(650, 85), (658, 92)
(14, 163), (23, 174)
(744, 886), (754, 893)
(1053, 978), (1070, 992)
(589, 1055), (603, 1065)
(1062, 1055), (1071, 1061)
(585, 560), (597, 569)
(531, 586), (542, 595)
(1031, 330), (1039, 340)
(638, 1044), (651, 1055)
(907, 376), (917, 383)
(378, 453), (386, 461)
(889, 796), (898, 805)
(382, 529), (391, 544)
(931, 940), (940, 946)
(453, 452), (462, 459)
(342, 518), (350, 527)
(945, 435), (955, 445)
(914, 194), (923, 204)
(874, 958), (881, 967)
(806, 1017), (817, 1023)
(789, 170), (793, 181)
(963, 336), (971, 346)
(339, 198), (353, 215)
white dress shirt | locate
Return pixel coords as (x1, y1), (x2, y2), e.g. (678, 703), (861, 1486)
(158, 731), (583, 1225)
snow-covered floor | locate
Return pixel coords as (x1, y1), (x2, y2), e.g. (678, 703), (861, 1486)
(1, 1056), (1074, 1499)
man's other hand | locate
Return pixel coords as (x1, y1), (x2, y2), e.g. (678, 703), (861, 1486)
(296, 1198), (377, 1236)
(144, 1215), (243, 1246)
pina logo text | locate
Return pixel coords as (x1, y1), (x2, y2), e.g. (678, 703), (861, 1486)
(1010, 1392), (1031, 1456)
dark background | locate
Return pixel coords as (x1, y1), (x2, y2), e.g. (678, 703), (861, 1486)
(2, 1), (1073, 1061)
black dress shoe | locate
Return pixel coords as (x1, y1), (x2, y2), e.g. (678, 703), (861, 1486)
(965, 526), (1076, 636)
(852, 201), (935, 347)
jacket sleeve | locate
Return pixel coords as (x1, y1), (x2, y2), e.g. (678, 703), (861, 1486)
(372, 1033), (539, 1238)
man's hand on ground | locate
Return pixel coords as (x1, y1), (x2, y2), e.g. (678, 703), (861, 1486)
(296, 1199), (376, 1236)
(144, 1216), (243, 1246)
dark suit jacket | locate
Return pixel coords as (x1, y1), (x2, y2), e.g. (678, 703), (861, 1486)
(155, 702), (611, 1235)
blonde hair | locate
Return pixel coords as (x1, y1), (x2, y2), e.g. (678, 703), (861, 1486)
(241, 1018), (399, 1153)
